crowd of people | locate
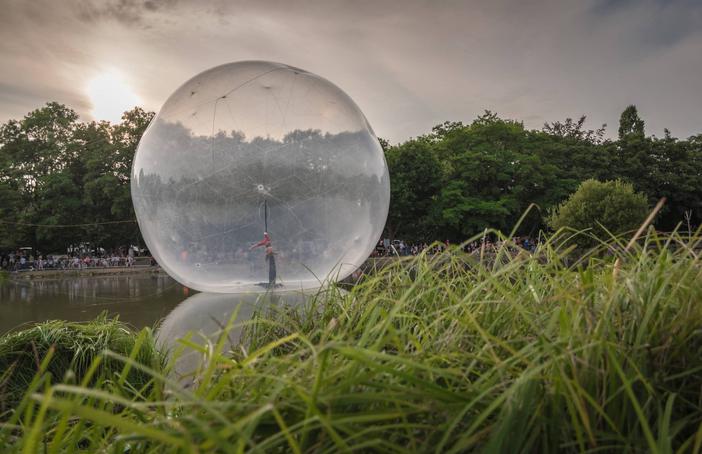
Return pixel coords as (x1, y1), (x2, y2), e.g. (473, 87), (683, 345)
(372, 236), (539, 257)
(2, 236), (540, 272)
(0, 248), (148, 272)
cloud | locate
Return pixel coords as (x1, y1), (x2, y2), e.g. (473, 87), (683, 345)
(0, 0), (701, 141)
(72, 0), (181, 26)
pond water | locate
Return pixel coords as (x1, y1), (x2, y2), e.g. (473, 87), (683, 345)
(0, 273), (191, 335)
(1, 272), (331, 385)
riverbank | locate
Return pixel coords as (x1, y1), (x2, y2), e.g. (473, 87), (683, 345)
(8, 265), (166, 280)
(6, 257), (399, 282)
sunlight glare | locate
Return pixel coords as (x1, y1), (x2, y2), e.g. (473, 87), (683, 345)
(86, 70), (141, 123)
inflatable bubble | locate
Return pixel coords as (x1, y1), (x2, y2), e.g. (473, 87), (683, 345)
(131, 61), (390, 292)
(157, 291), (311, 382)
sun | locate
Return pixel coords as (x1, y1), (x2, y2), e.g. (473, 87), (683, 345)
(86, 70), (141, 123)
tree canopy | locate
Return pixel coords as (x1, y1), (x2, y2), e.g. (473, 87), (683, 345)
(384, 107), (702, 242)
(0, 103), (153, 253)
(1, 101), (701, 253)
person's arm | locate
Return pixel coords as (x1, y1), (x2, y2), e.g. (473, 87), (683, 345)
(250, 234), (271, 250)
(250, 238), (267, 250)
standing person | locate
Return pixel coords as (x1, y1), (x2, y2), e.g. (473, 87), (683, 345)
(250, 232), (277, 288)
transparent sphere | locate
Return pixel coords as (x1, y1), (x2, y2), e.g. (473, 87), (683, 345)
(156, 291), (311, 381)
(132, 61), (390, 292)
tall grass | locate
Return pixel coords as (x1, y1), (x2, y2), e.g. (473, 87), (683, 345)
(1, 228), (702, 452)
(0, 315), (161, 417)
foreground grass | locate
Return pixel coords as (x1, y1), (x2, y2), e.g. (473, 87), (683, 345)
(1, 228), (702, 452)
(0, 315), (161, 416)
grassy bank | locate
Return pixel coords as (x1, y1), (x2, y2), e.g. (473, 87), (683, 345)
(1, 228), (702, 452)
(0, 315), (161, 416)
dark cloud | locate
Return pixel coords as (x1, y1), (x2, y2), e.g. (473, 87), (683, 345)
(73, 0), (180, 25)
(589, 0), (702, 50)
(0, 0), (701, 141)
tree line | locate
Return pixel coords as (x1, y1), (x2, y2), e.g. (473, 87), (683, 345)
(383, 106), (702, 243)
(0, 103), (153, 253)
(1, 102), (700, 253)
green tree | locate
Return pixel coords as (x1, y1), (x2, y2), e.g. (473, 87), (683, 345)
(533, 117), (614, 214)
(108, 107), (154, 248)
(377, 137), (390, 153)
(0, 102), (80, 251)
(548, 179), (649, 247)
(34, 172), (84, 252)
(618, 105), (645, 140)
(608, 106), (702, 230)
(542, 115), (606, 144)
(384, 139), (443, 242)
(0, 103), (153, 253)
(433, 112), (531, 239)
(73, 107), (153, 251)
(0, 181), (21, 249)
(614, 106), (651, 190)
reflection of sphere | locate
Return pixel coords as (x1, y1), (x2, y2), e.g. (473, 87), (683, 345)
(132, 61), (390, 293)
(156, 290), (312, 382)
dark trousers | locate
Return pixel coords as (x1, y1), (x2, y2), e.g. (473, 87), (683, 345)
(267, 255), (276, 285)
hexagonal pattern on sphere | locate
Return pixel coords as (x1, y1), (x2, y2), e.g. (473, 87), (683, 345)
(131, 61), (390, 293)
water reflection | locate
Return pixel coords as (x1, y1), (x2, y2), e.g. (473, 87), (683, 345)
(0, 274), (187, 334)
(156, 289), (318, 385)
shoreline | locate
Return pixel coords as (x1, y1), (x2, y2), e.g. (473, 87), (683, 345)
(8, 265), (167, 280)
(6, 257), (400, 282)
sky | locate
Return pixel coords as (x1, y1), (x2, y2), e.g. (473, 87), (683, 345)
(0, 0), (701, 143)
